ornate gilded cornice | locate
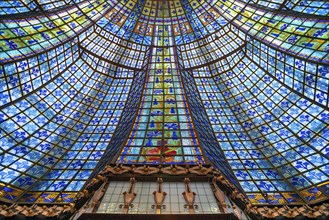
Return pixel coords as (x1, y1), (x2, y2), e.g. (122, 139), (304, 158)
(1, 164), (328, 219)
(0, 203), (74, 218)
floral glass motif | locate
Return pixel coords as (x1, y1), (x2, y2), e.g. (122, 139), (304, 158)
(0, 0), (328, 205)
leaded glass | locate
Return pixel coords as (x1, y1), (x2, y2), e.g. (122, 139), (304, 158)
(0, 0), (328, 206)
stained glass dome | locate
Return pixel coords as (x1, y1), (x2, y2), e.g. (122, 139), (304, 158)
(0, 0), (328, 207)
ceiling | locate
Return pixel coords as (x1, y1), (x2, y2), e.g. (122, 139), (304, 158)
(0, 0), (328, 205)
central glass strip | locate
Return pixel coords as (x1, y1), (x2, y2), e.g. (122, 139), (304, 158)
(117, 46), (205, 164)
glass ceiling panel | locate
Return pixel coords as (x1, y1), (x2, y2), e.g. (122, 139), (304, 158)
(214, 0), (329, 63)
(239, 0), (329, 16)
(116, 3), (205, 164)
(193, 54), (329, 204)
(0, 53), (135, 202)
(284, 1), (329, 16)
(0, 0), (38, 15)
(117, 46), (205, 165)
(0, 0), (328, 205)
(0, 1), (87, 15)
(0, 0), (109, 62)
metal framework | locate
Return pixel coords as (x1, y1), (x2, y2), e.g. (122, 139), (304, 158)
(0, 0), (328, 208)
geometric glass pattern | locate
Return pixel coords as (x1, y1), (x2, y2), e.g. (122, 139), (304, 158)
(117, 46), (205, 165)
(0, 0), (328, 205)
